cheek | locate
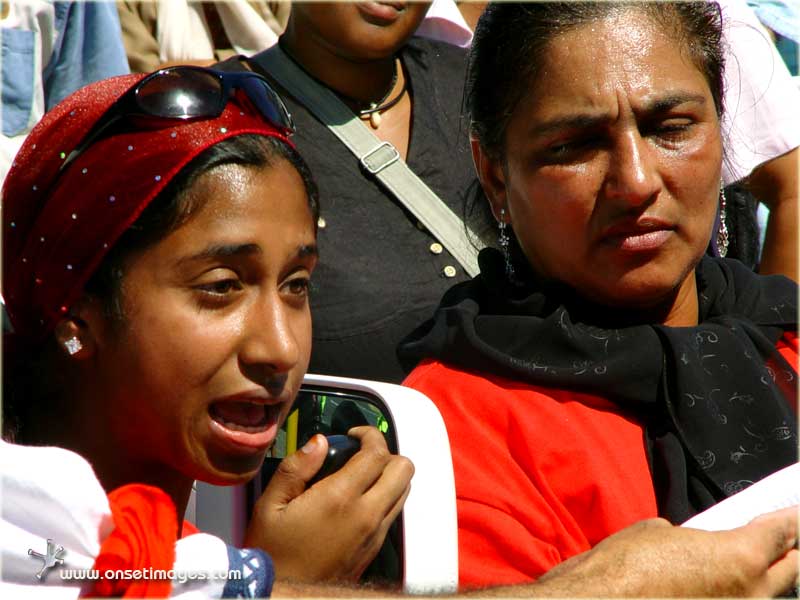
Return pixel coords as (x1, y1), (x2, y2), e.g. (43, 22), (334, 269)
(123, 300), (240, 391)
(508, 172), (595, 257)
(663, 146), (721, 233)
(95, 324), (201, 450)
(293, 307), (313, 369)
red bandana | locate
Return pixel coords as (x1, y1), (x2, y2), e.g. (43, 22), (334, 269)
(2, 73), (292, 346)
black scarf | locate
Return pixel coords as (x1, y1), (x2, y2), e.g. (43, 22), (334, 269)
(398, 249), (798, 523)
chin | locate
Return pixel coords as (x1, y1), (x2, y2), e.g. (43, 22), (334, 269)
(191, 451), (267, 487)
(596, 279), (687, 318)
(608, 260), (692, 298)
(200, 470), (259, 487)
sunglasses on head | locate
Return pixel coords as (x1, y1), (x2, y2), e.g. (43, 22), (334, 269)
(60, 66), (295, 173)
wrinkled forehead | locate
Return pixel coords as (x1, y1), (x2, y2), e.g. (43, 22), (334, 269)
(523, 10), (711, 112)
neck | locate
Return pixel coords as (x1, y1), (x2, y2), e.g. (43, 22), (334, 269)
(280, 24), (398, 105)
(526, 264), (701, 329)
(40, 411), (193, 523)
(93, 457), (193, 527)
(576, 272), (700, 328)
(659, 271), (700, 327)
(458, 1), (487, 31)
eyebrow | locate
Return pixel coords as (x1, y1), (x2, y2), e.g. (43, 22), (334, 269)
(176, 242), (318, 267)
(528, 92), (708, 137)
(177, 243), (263, 266)
(530, 114), (611, 138)
(297, 244), (318, 259)
(645, 92), (707, 114)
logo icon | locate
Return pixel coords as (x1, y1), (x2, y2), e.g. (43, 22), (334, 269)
(28, 539), (66, 580)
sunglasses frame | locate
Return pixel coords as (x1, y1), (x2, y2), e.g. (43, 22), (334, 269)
(60, 66), (294, 174)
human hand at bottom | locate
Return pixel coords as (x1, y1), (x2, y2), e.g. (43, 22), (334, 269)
(535, 507), (798, 597)
(243, 426), (414, 583)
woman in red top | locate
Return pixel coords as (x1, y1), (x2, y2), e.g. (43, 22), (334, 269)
(2, 68), (412, 595)
(399, 1), (798, 592)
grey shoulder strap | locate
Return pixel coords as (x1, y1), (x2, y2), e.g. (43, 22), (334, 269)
(250, 45), (482, 277)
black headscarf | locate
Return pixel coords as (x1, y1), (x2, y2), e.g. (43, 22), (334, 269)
(399, 249), (798, 523)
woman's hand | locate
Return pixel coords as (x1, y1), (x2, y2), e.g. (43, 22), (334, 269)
(532, 507), (799, 598)
(243, 426), (414, 583)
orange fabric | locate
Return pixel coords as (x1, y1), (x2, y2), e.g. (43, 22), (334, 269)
(776, 331), (799, 364)
(405, 333), (800, 589)
(86, 484), (178, 598)
(774, 332), (799, 413)
(181, 521), (200, 537)
(404, 360), (658, 588)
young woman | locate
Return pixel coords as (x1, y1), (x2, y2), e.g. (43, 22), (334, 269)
(1, 68), (412, 596)
(399, 1), (798, 592)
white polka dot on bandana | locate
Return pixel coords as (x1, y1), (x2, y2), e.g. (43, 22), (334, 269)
(82, 168), (88, 174)
(109, 195), (116, 203)
(171, 132), (177, 138)
(128, 145), (134, 151)
(71, 213), (77, 220)
(220, 127), (228, 133)
(154, 175), (162, 182)
(66, 264), (73, 270)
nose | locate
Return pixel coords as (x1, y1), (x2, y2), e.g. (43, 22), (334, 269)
(239, 293), (301, 378)
(603, 130), (661, 208)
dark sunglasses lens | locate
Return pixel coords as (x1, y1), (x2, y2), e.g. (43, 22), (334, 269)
(137, 69), (223, 119)
(243, 77), (294, 133)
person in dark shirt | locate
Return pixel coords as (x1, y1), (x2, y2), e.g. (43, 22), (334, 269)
(243, 3), (481, 382)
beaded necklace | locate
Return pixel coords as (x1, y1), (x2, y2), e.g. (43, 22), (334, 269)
(279, 42), (406, 129)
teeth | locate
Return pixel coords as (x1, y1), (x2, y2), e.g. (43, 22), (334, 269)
(217, 418), (268, 434)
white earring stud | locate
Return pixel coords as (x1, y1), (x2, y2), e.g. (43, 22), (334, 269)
(64, 336), (82, 355)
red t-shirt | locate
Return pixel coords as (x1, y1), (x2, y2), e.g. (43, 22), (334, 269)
(403, 332), (798, 589)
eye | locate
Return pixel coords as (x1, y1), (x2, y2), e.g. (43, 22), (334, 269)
(650, 118), (694, 141)
(540, 136), (598, 164)
(283, 276), (310, 298)
(547, 142), (574, 157)
(194, 277), (244, 304)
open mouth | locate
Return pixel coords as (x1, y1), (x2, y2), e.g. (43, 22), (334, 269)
(210, 401), (276, 432)
(208, 400), (282, 451)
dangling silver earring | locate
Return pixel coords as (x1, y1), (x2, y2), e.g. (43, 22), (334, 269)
(64, 336), (82, 356)
(716, 182), (729, 258)
(498, 208), (515, 280)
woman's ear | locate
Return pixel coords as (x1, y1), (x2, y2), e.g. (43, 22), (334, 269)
(471, 138), (508, 223)
(53, 295), (106, 360)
